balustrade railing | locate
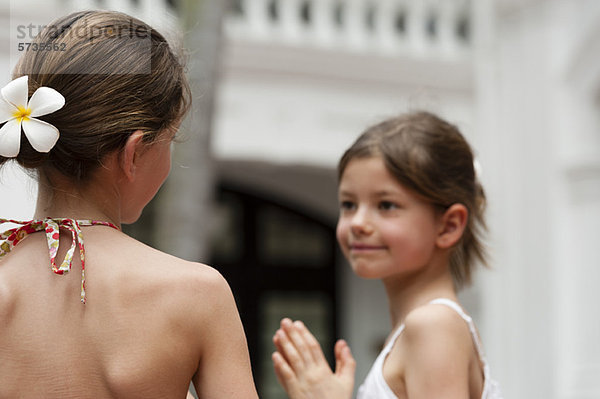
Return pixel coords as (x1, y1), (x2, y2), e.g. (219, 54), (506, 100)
(60, 0), (177, 32)
(226, 0), (472, 59)
(6, 0), (471, 61)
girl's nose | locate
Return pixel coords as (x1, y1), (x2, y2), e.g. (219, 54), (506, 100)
(350, 208), (373, 235)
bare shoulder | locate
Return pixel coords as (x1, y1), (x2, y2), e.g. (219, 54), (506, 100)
(400, 304), (473, 384)
(147, 255), (234, 332)
(89, 231), (233, 315)
(404, 303), (471, 336)
(401, 303), (473, 359)
(386, 303), (475, 397)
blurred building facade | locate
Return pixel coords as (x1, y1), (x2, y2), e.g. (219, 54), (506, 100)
(1, 0), (600, 398)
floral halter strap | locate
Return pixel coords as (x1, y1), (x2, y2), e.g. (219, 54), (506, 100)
(0, 217), (120, 304)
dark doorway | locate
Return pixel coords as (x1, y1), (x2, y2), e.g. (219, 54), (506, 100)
(209, 183), (339, 398)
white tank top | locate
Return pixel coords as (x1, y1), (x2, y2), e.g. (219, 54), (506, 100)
(356, 298), (503, 399)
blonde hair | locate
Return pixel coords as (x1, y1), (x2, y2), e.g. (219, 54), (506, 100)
(338, 111), (487, 288)
(1, 10), (191, 181)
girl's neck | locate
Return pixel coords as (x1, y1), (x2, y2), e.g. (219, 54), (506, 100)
(382, 259), (458, 329)
(33, 171), (122, 228)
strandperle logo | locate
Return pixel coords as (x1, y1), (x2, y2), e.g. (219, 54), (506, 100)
(15, 19), (151, 41)
(11, 16), (152, 74)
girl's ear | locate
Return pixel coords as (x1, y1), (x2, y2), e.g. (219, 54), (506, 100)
(436, 203), (468, 249)
(120, 130), (145, 182)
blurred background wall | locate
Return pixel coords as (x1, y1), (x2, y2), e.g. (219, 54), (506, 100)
(1, 0), (600, 398)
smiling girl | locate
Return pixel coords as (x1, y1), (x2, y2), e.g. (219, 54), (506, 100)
(272, 111), (502, 398)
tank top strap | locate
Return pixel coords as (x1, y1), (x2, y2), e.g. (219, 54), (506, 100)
(380, 323), (406, 358)
(428, 298), (486, 361)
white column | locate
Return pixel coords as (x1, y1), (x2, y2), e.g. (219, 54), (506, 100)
(553, 2), (600, 396)
(474, 0), (556, 397)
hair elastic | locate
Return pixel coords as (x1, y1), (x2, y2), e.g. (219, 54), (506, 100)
(473, 158), (482, 179)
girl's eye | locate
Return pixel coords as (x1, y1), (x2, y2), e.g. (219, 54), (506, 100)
(378, 201), (398, 211)
(340, 201), (356, 211)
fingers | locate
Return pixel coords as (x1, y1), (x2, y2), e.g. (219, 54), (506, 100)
(272, 351), (296, 391)
(280, 318), (314, 367)
(273, 323), (355, 399)
(294, 320), (328, 366)
(334, 339), (356, 380)
(273, 327), (285, 355)
(273, 324), (306, 373)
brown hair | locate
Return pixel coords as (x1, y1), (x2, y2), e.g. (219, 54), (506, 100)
(338, 111), (487, 288)
(0, 10), (191, 182)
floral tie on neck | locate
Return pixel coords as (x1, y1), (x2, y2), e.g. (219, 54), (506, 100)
(0, 218), (120, 304)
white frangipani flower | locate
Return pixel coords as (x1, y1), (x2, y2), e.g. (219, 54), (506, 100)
(0, 76), (65, 158)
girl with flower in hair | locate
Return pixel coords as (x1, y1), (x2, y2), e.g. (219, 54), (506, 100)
(272, 111), (502, 398)
(0, 10), (257, 399)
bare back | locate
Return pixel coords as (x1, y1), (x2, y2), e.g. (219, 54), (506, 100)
(0, 226), (257, 398)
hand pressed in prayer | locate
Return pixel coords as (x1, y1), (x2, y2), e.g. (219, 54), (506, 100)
(272, 319), (356, 399)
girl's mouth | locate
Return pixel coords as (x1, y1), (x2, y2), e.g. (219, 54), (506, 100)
(349, 243), (386, 251)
